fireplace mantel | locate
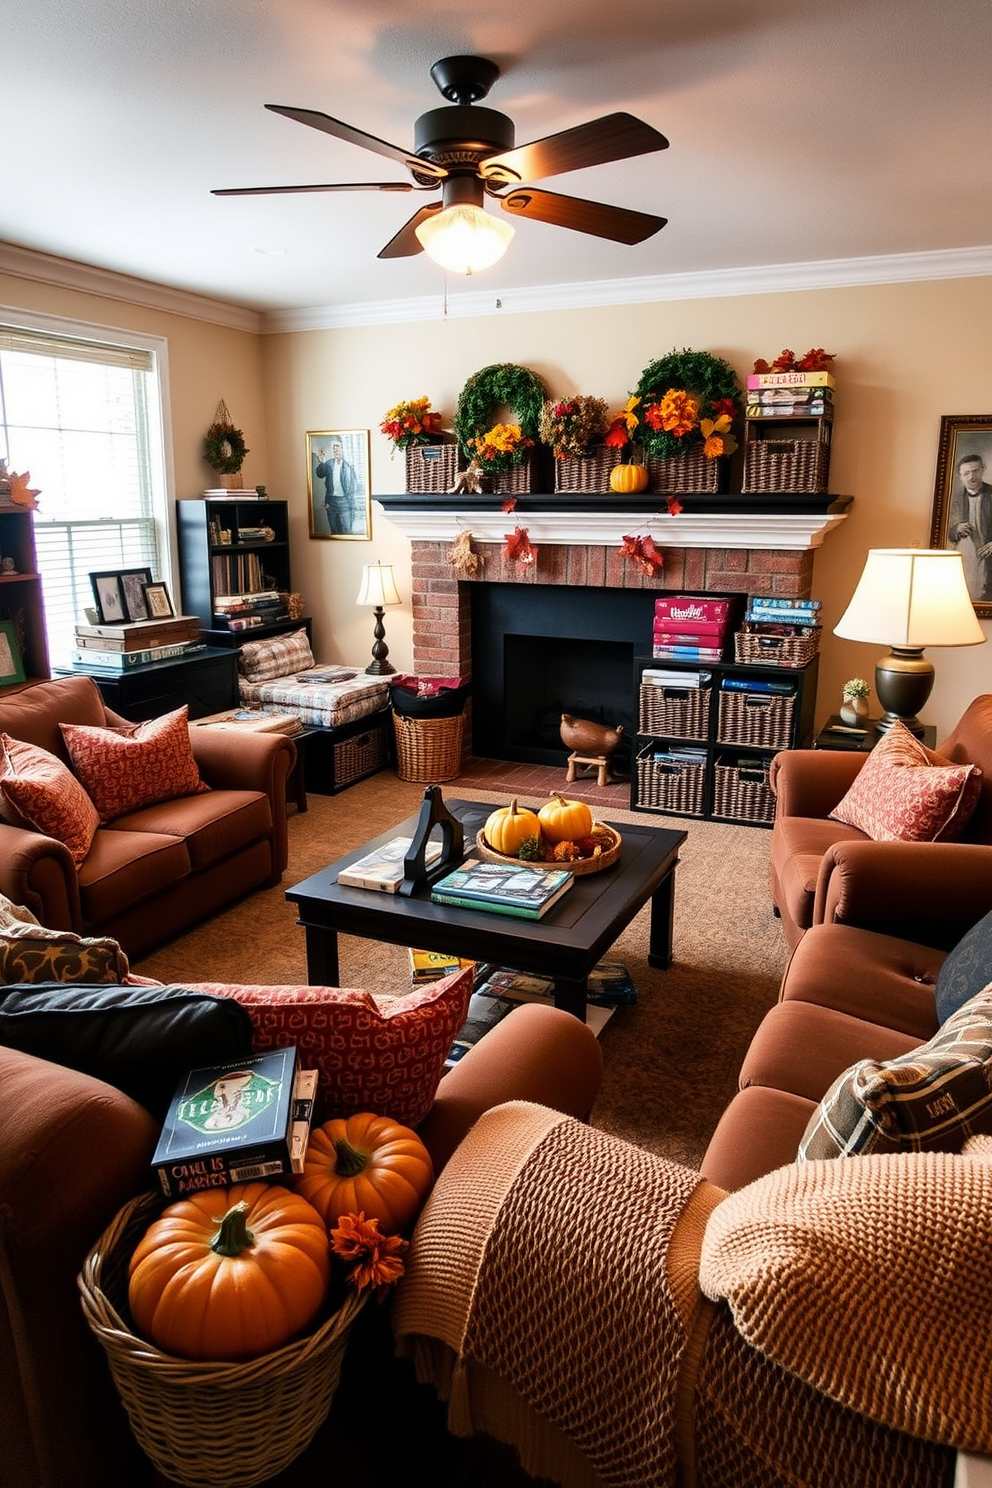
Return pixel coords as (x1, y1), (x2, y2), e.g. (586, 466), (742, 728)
(375, 492), (852, 551)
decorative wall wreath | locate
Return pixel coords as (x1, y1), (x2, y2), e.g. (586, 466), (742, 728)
(633, 349), (742, 460)
(204, 400), (249, 473)
(454, 364), (547, 460)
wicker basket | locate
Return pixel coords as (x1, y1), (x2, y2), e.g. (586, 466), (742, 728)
(477, 454), (537, 496)
(713, 759), (775, 825)
(78, 1190), (367, 1488)
(742, 437), (830, 493)
(635, 747), (706, 815)
(734, 626), (821, 668)
(717, 687), (797, 752)
(392, 709), (465, 782)
(639, 679), (712, 739)
(553, 448), (622, 492)
(647, 448), (721, 493)
(405, 444), (459, 493)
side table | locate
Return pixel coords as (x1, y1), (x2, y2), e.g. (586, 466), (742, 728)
(814, 715), (937, 751)
(55, 647), (239, 722)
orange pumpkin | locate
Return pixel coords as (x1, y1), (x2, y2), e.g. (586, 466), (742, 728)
(295, 1112), (433, 1234)
(484, 797), (541, 856)
(127, 1182), (331, 1360)
(610, 461), (649, 493)
(538, 792), (594, 844)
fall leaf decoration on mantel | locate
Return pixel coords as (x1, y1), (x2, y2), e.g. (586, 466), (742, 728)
(446, 529), (482, 577)
(620, 533), (664, 577)
(504, 526), (537, 566)
(3, 468), (41, 510)
(751, 348), (836, 373)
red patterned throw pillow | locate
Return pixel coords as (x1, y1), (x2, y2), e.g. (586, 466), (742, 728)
(187, 967), (473, 1127)
(59, 706), (210, 823)
(0, 733), (100, 865)
(829, 720), (981, 844)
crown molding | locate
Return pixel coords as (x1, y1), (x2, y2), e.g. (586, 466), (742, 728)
(263, 245), (992, 333)
(0, 242), (264, 334)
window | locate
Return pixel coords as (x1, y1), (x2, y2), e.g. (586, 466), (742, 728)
(0, 312), (171, 666)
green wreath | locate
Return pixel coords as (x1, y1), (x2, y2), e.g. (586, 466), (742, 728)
(204, 420), (249, 474)
(454, 363), (547, 461)
(634, 348), (742, 459)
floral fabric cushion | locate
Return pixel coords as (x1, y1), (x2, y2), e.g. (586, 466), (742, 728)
(0, 733), (100, 866)
(187, 966), (474, 1127)
(0, 919), (130, 984)
(59, 706), (210, 822)
(798, 984), (992, 1159)
(236, 629), (315, 682)
(828, 720), (981, 843)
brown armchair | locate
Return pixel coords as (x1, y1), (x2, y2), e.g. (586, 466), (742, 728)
(769, 694), (992, 949)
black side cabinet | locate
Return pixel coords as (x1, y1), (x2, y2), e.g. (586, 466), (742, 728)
(57, 648), (239, 722)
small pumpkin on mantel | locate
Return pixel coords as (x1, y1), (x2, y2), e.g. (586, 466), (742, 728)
(609, 461), (649, 494)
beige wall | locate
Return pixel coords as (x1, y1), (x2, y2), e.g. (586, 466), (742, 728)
(4, 265), (991, 737)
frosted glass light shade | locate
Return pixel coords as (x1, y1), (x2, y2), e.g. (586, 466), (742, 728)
(415, 205), (514, 275)
(834, 549), (985, 647)
(356, 562), (401, 609)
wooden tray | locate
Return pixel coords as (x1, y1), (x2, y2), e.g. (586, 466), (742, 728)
(475, 824), (622, 876)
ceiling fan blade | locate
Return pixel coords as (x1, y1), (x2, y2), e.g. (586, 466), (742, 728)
(481, 112), (668, 184)
(496, 186), (666, 245)
(265, 104), (446, 180)
(212, 181), (422, 197)
(377, 204), (442, 259)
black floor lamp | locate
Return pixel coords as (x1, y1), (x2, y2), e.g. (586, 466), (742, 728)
(356, 561), (401, 675)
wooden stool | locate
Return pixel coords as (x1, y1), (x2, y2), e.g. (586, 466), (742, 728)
(566, 751), (611, 788)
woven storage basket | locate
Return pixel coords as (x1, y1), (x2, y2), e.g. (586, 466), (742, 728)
(713, 760), (775, 825)
(553, 448), (622, 492)
(717, 687), (797, 752)
(742, 437), (829, 493)
(479, 454), (536, 496)
(635, 747), (705, 815)
(392, 708), (465, 782)
(734, 626), (821, 668)
(78, 1190), (367, 1488)
(639, 680), (712, 739)
(647, 448), (721, 493)
(405, 445), (459, 493)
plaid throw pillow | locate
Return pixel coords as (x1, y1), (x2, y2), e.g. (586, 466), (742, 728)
(237, 629), (315, 682)
(799, 985), (992, 1159)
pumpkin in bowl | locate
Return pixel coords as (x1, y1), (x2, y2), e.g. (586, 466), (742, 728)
(483, 798), (541, 856)
(537, 793), (594, 845)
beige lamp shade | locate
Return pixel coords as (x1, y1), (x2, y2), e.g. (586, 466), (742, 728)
(356, 562), (401, 609)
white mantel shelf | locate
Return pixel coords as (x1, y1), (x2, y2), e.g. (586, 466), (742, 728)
(374, 493), (852, 552)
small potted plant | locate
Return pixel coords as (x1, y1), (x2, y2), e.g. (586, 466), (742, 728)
(840, 677), (871, 725)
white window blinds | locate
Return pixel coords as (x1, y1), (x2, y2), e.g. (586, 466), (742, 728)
(0, 319), (168, 667)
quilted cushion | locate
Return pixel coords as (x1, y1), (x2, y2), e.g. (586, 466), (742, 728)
(798, 984), (992, 1159)
(59, 706), (210, 822)
(236, 629), (315, 682)
(189, 966), (474, 1127)
(828, 720), (981, 843)
(0, 919), (130, 984)
(0, 733), (99, 865)
(935, 908), (992, 1024)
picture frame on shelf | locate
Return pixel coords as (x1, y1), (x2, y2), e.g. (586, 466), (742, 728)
(118, 567), (154, 622)
(0, 619), (26, 686)
(929, 413), (992, 616)
(90, 571), (127, 624)
(306, 429), (371, 541)
(143, 580), (175, 619)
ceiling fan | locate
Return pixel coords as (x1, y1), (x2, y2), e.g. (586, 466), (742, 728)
(212, 55), (670, 272)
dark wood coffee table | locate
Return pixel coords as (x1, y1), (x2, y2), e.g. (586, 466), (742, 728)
(285, 798), (687, 1021)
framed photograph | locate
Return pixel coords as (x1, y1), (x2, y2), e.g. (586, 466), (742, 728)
(143, 580), (175, 619)
(0, 619), (26, 686)
(118, 566), (154, 622)
(90, 570), (127, 624)
(929, 415), (992, 616)
(307, 429), (371, 540)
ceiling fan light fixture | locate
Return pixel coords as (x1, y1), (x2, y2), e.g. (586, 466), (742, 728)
(414, 203), (514, 274)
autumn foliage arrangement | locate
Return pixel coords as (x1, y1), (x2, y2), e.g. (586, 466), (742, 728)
(538, 395), (611, 459)
(380, 396), (445, 450)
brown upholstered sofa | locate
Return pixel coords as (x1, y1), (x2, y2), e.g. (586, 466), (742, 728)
(0, 676), (295, 957)
(396, 898), (992, 1487)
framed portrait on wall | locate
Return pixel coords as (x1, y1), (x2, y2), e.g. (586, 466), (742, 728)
(306, 429), (371, 540)
(929, 414), (992, 617)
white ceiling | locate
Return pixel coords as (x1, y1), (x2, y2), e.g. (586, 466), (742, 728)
(3, 0), (991, 322)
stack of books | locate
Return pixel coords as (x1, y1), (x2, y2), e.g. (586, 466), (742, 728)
(72, 614), (204, 671)
(213, 590), (288, 633)
(151, 1046), (318, 1199)
(430, 859), (574, 921)
(742, 595), (822, 639)
(443, 960), (635, 1065)
(745, 370), (835, 419)
(652, 595), (733, 662)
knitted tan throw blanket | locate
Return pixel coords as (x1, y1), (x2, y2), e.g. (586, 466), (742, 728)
(395, 1102), (717, 1488)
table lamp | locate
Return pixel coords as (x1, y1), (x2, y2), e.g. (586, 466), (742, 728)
(356, 561), (401, 675)
(833, 548), (985, 735)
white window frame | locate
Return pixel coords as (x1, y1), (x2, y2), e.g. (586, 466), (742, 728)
(0, 303), (177, 664)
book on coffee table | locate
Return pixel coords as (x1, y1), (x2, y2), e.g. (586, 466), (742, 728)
(337, 835), (444, 893)
(430, 859), (574, 920)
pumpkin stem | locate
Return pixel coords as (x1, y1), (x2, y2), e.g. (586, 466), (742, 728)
(210, 1201), (255, 1258)
(332, 1137), (370, 1179)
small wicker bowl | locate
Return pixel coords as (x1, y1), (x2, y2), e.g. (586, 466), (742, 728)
(475, 823), (622, 877)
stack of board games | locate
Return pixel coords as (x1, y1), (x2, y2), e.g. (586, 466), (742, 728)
(652, 595), (734, 662)
(742, 595), (822, 639)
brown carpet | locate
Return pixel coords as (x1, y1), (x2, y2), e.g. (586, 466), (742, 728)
(135, 771), (788, 1170)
